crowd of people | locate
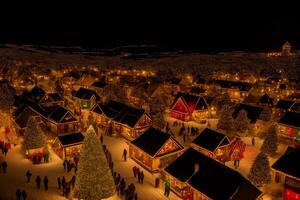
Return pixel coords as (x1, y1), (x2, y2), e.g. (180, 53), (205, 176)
(62, 154), (79, 174)
(0, 140), (10, 157)
(113, 172), (138, 200)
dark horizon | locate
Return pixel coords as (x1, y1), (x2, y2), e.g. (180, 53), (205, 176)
(1, 6), (299, 52)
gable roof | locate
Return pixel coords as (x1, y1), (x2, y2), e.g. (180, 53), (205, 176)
(74, 87), (100, 100)
(93, 100), (149, 128)
(214, 80), (252, 91)
(131, 127), (182, 157)
(165, 148), (261, 199)
(232, 104), (263, 123)
(290, 102), (300, 113)
(278, 111), (300, 129)
(46, 106), (77, 123)
(275, 100), (294, 110)
(272, 147), (300, 179)
(57, 132), (84, 147)
(29, 86), (46, 101)
(259, 94), (274, 106)
(188, 166), (261, 200)
(14, 107), (40, 129)
(170, 93), (208, 113)
(48, 93), (64, 102)
(192, 128), (230, 153)
(91, 81), (106, 88)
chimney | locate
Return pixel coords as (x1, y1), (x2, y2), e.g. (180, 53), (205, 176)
(194, 163), (199, 173)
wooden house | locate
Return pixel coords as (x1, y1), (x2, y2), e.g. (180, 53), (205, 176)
(272, 147), (300, 200)
(129, 127), (183, 172)
(169, 93), (209, 122)
(13, 107), (41, 135)
(73, 87), (100, 109)
(191, 128), (230, 163)
(277, 111), (300, 143)
(163, 148), (262, 199)
(91, 100), (152, 139)
(53, 132), (84, 159)
(213, 80), (253, 101)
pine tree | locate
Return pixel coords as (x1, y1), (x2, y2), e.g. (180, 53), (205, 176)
(259, 107), (272, 122)
(217, 105), (234, 133)
(260, 125), (278, 155)
(248, 152), (271, 186)
(23, 117), (46, 150)
(0, 82), (14, 113)
(152, 110), (165, 130)
(234, 109), (250, 133)
(74, 126), (115, 200)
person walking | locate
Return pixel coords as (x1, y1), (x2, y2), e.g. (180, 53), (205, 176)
(100, 134), (104, 144)
(21, 190), (27, 200)
(164, 179), (170, 197)
(132, 166), (137, 178)
(57, 177), (61, 190)
(63, 159), (67, 171)
(251, 137), (255, 146)
(140, 171), (144, 184)
(36, 176), (41, 188)
(137, 168), (141, 183)
(74, 165), (78, 174)
(26, 170), (32, 183)
(62, 176), (66, 195)
(134, 192), (138, 200)
(2, 161), (7, 173)
(43, 176), (49, 191)
(122, 148), (127, 162)
(16, 189), (21, 200)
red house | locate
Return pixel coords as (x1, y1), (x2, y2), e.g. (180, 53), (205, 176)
(169, 93), (208, 121)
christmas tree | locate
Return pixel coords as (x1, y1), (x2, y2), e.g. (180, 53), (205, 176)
(23, 116), (46, 150)
(234, 109), (250, 133)
(259, 107), (272, 122)
(74, 125), (115, 200)
(260, 125), (278, 155)
(217, 105), (234, 134)
(248, 152), (271, 186)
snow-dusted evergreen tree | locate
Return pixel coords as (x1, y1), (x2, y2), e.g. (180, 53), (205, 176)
(260, 125), (278, 155)
(0, 82), (14, 113)
(217, 105), (234, 133)
(248, 152), (271, 186)
(74, 126), (115, 200)
(259, 107), (272, 122)
(234, 109), (250, 133)
(23, 117), (46, 150)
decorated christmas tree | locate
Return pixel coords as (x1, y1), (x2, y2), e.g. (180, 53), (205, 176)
(217, 105), (234, 134)
(74, 125), (115, 200)
(260, 125), (278, 155)
(248, 152), (271, 186)
(23, 116), (47, 150)
(234, 109), (250, 133)
(259, 107), (272, 122)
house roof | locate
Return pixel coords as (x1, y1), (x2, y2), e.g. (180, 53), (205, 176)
(165, 148), (261, 199)
(232, 103), (263, 123)
(48, 93), (64, 102)
(214, 80), (252, 91)
(290, 102), (300, 113)
(91, 81), (106, 88)
(74, 87), (100, 100)
(46, 106), (77, 123)
(14, 107), (40, 129)
(188, 166), (262, 200)
(165, 78), (182, 85)
(131, 127), (174, 157)
(93, 100), (148, 128)
(30, 86), (46, 101)
(272, 147), (300, 179)
(190, 87), (206, 95)
(259, 94), (274, 106)
(57, 132), (84, 147)
(278, 111), (300, 129)
(192, 128), (230, 153)
(275, 100), (294, 110)
(170, 93), (208, 113)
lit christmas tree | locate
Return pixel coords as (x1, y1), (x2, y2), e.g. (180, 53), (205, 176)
(234, 109), (250, 133)
(259, 107), (272, 122)
(74, 125), (115, 200)
(217, 105), (234, 134)
(23, 116), (46, 150)
(260, 125), (278, 155)
(248, 152), (271, 186)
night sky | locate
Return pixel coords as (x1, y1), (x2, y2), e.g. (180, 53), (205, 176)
(0, 5), (299, 52)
